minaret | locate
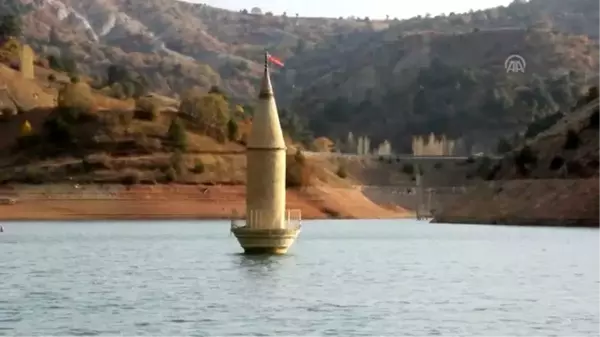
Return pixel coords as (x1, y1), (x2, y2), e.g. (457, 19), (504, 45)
(230, 52), (301, 255)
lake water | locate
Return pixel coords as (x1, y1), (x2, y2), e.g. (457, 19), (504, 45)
(0, 220), (598, 336)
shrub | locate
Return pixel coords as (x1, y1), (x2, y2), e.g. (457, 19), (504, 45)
(134, 97), (159, 121)
(190, 159), (205, 174)
(0, 107), (15, 120)
(496, 137), (512, 154)
(43, 116), (75, 146)
(167, 117), (187, 151)
(169, 151), (185, 174)
(524, 112), (563, 139)
(514, 145), (537, 176)
(336, 165), (348, 178)
(164, 167), (177, 182)
(401, 163), (414, 175)
(588, 108), (599, 129)
(21, 167), (48, 184)
(586, 86), (599, 103)
(286, 151), (312, 188)
(227, 119), (238, 141)
(294, 149), (305, 165)
(14, 134), (41, 150)
(121, 171), (141, 185)
(82, 153), (113, 172)
(549, 156), (565, 171)
(57, 82), (94, 113)
(566, 160), (584, 175)
(563, 129), (580, 150)
(484, 163), (501, 181)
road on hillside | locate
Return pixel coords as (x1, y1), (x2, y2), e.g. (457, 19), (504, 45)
(302, 152), (502, 160)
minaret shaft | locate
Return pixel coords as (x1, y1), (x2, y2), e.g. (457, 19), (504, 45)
(246, 149), (286, 229)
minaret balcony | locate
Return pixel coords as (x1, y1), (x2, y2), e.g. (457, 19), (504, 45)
(230, 209), (302, 231)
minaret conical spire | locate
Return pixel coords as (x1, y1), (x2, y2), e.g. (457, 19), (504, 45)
(259, 51), (274, 99)
(247, 50), (285, 149)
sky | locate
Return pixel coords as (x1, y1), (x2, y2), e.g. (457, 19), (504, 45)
(187, 0), (514, 20)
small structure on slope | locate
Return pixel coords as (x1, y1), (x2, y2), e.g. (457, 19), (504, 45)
(230, 52), (301, 255)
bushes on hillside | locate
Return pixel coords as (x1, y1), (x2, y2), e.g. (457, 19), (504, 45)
(401, 163), (414, 175)
(336, 164), (348, 178)
(585, 86), (599, 103)
(179, 87), (229, 142)
(57, 82), (95, 119)
(167, 117), (187, 151)
(227, 118), (238, 141)
(121, 170), (141, 185)
(134, 97), (159, 121)
(524, 113), (563, 139)
(190, 159), (205, 174)
(588, 107), (599, 129)
(496, 137), (512, 154)
(563, 129), (580, 150)
(286, 150), (313, 188)
(549, 156), (565, 171)
(514, 145), (537, 176)
(105, 64), (148, 99)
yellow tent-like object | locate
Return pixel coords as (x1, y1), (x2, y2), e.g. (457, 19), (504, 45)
(20, 120), (32, 136)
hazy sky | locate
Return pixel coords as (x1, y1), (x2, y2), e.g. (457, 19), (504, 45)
(187, 0), (513, 19)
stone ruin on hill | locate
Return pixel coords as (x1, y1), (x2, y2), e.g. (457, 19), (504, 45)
(20, 44), (34, 80)
(411, 133), (456, 156)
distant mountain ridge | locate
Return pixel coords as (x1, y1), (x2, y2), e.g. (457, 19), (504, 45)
(15, 0), (379, 99)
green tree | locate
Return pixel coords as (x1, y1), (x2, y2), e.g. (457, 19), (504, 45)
(227, 118), (238, 141)
(57, 82), (95, 120)
(563, 129), (580, 150)
(180, 89), (230, 140)
(167, 117), (187, 151)
(0, 15), (21, 38)
(496, 137), (512, 154)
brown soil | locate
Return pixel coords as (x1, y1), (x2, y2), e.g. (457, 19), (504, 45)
(0, 184), (412, 221)
(433, 179), (599, 227)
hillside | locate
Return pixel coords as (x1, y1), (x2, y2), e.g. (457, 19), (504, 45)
(433, 88), (600, 226)
(0, 0), (597, 166)
(286, 27), (598, 153)
(10, 0), (380, 101)
(0, 0), (596, 154)
(277, 0), (600, 152)
(493, 88), (600, 180)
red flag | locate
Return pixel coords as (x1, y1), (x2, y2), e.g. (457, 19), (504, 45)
(267, 53), (284, 67)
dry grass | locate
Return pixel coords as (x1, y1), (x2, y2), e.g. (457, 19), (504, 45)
(93, 93), (134, 111)
(0, 64), (56, 109)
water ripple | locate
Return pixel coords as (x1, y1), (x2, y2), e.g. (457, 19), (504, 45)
(0, 220), (597, 336)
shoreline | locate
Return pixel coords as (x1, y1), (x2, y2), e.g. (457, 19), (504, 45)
(431, 179), (599, 228)
(0, 184), (413, 221)
(431, 217), (599, 228)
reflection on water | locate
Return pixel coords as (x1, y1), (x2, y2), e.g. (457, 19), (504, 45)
(0, 220), (598, 336)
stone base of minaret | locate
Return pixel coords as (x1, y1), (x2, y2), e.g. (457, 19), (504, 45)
(231, 227), (301, 254)
(230, 209), (302, 255)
